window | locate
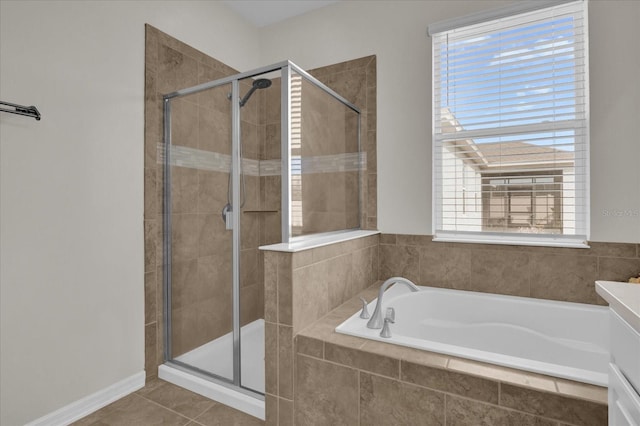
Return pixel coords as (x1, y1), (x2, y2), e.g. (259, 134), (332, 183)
(430, 0), (589, 247)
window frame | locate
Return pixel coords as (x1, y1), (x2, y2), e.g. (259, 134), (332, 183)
(430, 0), (590, 248)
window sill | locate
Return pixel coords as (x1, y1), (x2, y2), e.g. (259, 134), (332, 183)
(433, 232), (590, 249)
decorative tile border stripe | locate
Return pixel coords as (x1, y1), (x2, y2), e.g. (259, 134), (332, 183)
(157, 144), (367, 176)
(296, 152), (367, 175)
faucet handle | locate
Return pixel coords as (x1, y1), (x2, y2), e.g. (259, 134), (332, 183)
(380, 307), (395, 338)
(359, 297), (370, 319)
(385, 307), (395, 322)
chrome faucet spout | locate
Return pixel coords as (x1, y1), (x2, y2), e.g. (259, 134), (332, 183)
(366, 277), (420, 329)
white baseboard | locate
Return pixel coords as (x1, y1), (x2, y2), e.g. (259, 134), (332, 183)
(25, 371), (146, 426)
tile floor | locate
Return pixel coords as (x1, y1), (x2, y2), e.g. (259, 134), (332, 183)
(72, 379), (264, 426)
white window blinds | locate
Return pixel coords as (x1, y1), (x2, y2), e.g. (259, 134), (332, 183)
(431, 0), (589, 247)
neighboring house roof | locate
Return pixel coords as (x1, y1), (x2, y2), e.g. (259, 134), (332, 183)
(440, 108), (575, 172)
(473, 141), (575, 169)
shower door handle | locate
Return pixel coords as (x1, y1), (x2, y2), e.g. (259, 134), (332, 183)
(222, 203), (233, 230)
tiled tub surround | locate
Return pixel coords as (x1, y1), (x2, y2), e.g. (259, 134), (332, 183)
(294, 284), (609, 426)
(379, 234), (640, 305)
(262, 232), (380, 425)
(336, 283), (609, 386)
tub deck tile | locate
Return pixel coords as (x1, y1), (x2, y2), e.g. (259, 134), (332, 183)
(447, 358), (558, 395)
(401, 361), (500, 404)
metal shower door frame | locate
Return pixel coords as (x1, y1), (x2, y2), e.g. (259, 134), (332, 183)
(162, 60), (362, 398)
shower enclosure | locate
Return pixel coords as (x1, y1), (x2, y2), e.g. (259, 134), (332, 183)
(159, 61), (362, 418)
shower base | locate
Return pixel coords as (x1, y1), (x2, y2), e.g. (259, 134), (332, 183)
(158, 319), (265, 420)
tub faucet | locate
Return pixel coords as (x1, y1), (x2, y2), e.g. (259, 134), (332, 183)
(366, 277), (420, 329)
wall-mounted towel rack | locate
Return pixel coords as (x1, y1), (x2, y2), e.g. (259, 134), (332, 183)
(0, 101), (41, 121)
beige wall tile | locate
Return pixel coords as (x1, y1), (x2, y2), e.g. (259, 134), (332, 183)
(171, 214), (199, 262)
(240, 283), (263, 326)
(197, 170), (228, 215)
(144, 167), (157, 220)
(265, 394), (277, 426)
(401, 361), (499, 404)
(379, 234), (397, 245)
(264, 322), (278, 395)
(144, 100), (161, 169)
(240, 248), (261, 288)
(170, 98), (199, 149)
(277, 254), (293, 326)
(292, 250), (314, 269)
(264, 252), (277, 322)
(278, 325), (294, 399)
(198, 93), (232, 154)
(241, 214), (260, 249)
(555, 380), (608, 404)
(295, 355), (359, 426)
(278, 398), (293, 426)
(469, 249), (530, 297)
(145, 271), (156, 326)
(500, 383), (607, 426)
(145, 324), (157, 379)
(379, 244), (420, 282)
(171, 166), (199, 214)
(530, 254), (598, 303)
(447, 358), (557, 394)
(419, 246), (470, 288)
(446, 395), (555, 426)
(296, 335), (324, 358)
(326, 254), (355, 309)
(325, 343), (399, 379)
(598, 256), (640, 282)
(396, 234), (433, 246)
(144, 219), (157, 273)
(170, 259), (199, 310)
(292, 262), (329, 333)
(589, 241), (637, 258)
(352, 245), (378, 292)
(360, 372), (444, 426)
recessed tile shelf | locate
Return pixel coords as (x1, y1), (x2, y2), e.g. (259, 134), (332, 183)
(242, 210), (279, 214)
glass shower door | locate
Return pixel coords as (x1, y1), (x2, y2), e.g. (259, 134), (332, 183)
(164, 82), (235, 383)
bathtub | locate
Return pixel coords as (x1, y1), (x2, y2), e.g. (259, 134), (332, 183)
(336, 283), (609, 386)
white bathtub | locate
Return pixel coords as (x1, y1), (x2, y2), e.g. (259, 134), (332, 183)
(336, 284), (609, 386)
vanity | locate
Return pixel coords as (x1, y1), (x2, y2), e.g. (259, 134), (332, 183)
(596, 281), (640, 425)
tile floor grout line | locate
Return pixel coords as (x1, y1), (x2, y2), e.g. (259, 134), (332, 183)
(133, 391), (207, 422)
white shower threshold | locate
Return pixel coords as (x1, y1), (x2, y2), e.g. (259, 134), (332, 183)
(158, 319), (265, 420)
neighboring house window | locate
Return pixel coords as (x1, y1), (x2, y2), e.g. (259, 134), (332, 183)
(482, 171), (562, 233)
(430, 0), (589, 247)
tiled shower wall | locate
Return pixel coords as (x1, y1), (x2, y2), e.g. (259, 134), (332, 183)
(379, 234), (640, 304)
(309, 56), (377, 231)
(144, 25), (267, 378)
(144, 25), (378, 380)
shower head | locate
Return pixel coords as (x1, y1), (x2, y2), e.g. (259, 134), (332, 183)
(253, 78), (272, 89)
(239, 78), (272, 107)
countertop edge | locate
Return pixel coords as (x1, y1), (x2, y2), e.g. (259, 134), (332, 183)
(595, 280), (640, 333)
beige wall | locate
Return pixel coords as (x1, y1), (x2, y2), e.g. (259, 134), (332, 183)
(0, 2), (261, 425)
(258, 0), (640, 244)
